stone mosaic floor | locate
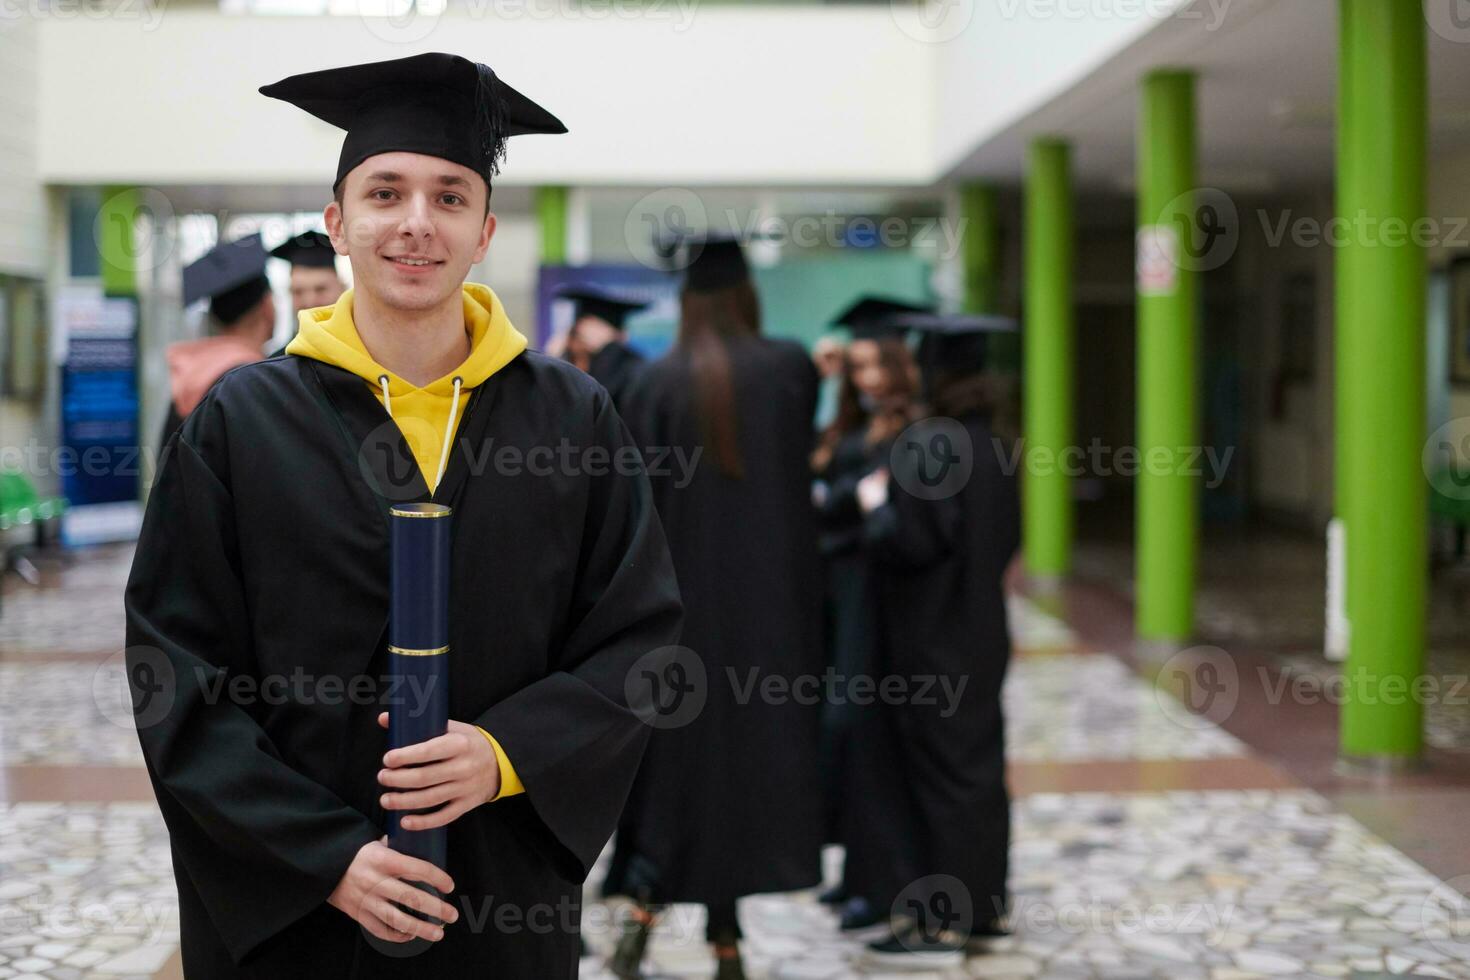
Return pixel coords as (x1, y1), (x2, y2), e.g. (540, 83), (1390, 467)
(1004, 653), (1247, 763)
(4, 543), (1470, 979)
(580, 790), (1470, 979)
(0, 803), (178, 979)
(0, 663), (143, 768)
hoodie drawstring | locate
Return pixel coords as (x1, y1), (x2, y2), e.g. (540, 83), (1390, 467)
(377, 372), (464, 494)
(433, 377), (464, 491)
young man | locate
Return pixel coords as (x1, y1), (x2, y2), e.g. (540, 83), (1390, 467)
(551, 284), (649, 408)
(159, 233), (275, 446)
(126, 52), (682, 977)
(270, 229), (347, 314)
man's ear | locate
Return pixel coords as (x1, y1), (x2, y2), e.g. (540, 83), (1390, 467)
(324, 200), (348, 254)
(472, 210), (497, 265)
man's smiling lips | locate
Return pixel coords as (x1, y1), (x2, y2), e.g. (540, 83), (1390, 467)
(384, 254), (444, 274)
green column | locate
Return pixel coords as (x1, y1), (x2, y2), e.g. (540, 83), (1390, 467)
(98, 185), (141, 297)
(1136, 71), (1198, 641)
(1337, 0), (1426, 762)
(1022, 141), (1074, 577)
(535, 186), (569, 264)
(961, 182), (1001, 314)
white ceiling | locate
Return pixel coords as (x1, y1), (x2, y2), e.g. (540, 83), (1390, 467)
(946, 0), (1470, 193)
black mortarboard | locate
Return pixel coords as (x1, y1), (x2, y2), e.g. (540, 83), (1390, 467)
(259, 52), (568, 191)
(655, 232), (759, 294)
(832, 296), (933, 341)
(897, 312), (1018, 373)
(269, 230), (339, 270)
(557, 285), (650, 330)
(183, 233), (271, 325)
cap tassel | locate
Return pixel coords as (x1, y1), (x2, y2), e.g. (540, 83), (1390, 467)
(474, 64), (510, 183)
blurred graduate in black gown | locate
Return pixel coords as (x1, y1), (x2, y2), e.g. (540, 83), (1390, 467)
(809, 297), (925, 930)
(160, 234), (275, 446)
(607, 235), (824, 980)
(852, 312), (1021, 972)
(549, 285), (649, 408)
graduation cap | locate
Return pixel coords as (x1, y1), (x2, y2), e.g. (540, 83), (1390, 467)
(654, 231), (763, 294)
(259, 52), (568, 191)
(269, 230), (339, 270)
(183, 233), (271, 325)
(557, 285), (650, 330)
(831, 296), (933, 341)
(895, 312), (1018, 374)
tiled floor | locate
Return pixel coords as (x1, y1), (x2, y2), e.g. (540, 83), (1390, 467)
(4, 544), (1470, 978)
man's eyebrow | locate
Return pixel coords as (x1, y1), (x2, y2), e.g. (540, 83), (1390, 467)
(436, 174), (473, 189)
(361, 171), (471, 190)
(363, 170), (401, 183)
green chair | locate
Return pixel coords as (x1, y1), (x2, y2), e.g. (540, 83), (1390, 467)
(0, 468), (68, 610)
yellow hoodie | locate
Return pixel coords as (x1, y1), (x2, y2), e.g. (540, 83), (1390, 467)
(287, 282), (527, 801)
(287, 283), (526, 493)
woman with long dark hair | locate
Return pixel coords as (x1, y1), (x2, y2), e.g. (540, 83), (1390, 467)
(809, 298), (923, 932)
(606, 236), (824, 980)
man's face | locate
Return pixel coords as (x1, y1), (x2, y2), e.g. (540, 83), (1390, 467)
(325, 151), (494, 313)
(289, 266), (345, 313)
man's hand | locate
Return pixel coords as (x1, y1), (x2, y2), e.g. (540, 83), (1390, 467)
(377, 714), (502, 831)
(328, 837), (458, 944)
(857, 468), (890, 514)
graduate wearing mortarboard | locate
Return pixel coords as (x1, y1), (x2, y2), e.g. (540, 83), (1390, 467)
(125, 53), (682, 977)
(553, 284), (649, 409)
(605, 234), (825, 980)
(808, 296), (926, 933)
(270, 229), (347, 315)
(159, 233), (275, 446)
(849, 312), (1021, 970)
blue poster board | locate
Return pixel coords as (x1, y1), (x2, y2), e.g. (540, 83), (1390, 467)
(57, 290), (142, 545)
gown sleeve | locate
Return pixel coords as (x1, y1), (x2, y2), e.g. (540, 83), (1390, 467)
(472, 388), (683, 882)
(124, 401), (382, 966)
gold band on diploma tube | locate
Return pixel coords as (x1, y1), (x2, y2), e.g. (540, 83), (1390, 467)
(390, 503), (453, 519)
(388, 644), (451, 657)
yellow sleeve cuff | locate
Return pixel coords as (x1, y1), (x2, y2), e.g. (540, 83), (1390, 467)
(476, 726), (525, 801)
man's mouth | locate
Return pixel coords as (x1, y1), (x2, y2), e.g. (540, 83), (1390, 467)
(386, 256), (442, 267)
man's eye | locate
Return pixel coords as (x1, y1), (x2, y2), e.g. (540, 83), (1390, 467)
(442, 194), (463, 206)
(372, 189), (396, 201)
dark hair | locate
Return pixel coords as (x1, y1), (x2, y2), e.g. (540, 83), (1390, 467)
(813, 338), (918, 472)
(677, 280), (761, 479)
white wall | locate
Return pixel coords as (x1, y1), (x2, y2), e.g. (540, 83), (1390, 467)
(0, 17), (46, 278)
(927, 0), (1190, 176)
(37, 9), (936, 188)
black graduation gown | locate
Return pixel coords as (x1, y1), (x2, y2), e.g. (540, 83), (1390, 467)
(124, 350), (683, 977)
(855, 412), (1019, 927)
(584, 341), (645, 410)
(813, 428), (884, 846)
(605, 336), (825, 907)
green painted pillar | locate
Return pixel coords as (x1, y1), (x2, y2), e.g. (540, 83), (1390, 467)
(1135, 71), (1198, 641)
(536, 186), (569, 264)
(98, 185), (141, 297)
(1337, 0), (1426, 762)
(961, 182), (1001, 315)
(1022, 141), (1074, 577)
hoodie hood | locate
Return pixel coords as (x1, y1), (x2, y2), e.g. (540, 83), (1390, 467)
(166, 334), (265, 417)
(285, 282), (527, 393)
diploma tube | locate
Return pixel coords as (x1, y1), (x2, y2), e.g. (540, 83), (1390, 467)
(387, 502), (452, 875)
